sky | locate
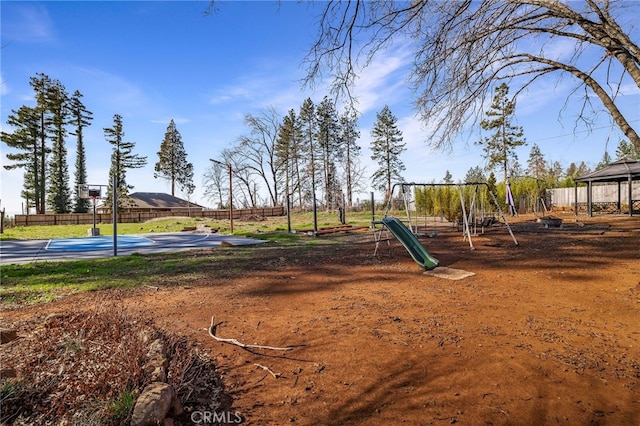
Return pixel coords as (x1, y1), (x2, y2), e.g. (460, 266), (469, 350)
(1, 1), (639, 217)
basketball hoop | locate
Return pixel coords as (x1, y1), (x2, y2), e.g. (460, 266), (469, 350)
(78, 184), (107, 236)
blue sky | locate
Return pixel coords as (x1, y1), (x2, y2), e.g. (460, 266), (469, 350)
(1, 1), (638, 216)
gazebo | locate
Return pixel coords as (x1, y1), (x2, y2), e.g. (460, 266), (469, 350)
(574, 159), (640, 216)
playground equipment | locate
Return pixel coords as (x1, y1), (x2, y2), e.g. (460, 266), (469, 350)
(377, 182), (518, 252)
(373, 217), (439, 270)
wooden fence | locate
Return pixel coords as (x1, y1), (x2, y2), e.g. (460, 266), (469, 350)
(13, 207), (285, 227)
(547, 183), (640, 213)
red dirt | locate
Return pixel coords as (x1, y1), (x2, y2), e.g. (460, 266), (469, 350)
(3, 214), (640, 425)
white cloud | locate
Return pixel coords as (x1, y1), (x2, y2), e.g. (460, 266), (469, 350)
(1, 4), (56, 44)
(351, 45), (413, 114)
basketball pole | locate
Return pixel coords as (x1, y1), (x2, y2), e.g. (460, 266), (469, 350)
(113, 174), (118, 257)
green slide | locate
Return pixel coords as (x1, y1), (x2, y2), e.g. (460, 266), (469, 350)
(381, 217), (439, 270)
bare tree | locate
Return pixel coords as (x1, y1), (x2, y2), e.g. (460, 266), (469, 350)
(303, 0), (639, 150)
(203, 159), (227, 209)
(236, 107), (283, 207)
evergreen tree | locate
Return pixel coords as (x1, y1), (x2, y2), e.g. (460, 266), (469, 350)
(338, 109), (361, 207)
(299, 98), (318, 212)
(443, 170), (453, 184)
(316, 96), (341, 209)
(1, 106), (42, 213)
(510, 160), (525, 179)
(562, 162), (591, 187)
(476, 83), (526, 181)
(69, 90), (93, 213)
(370, 105), (406, 202)
(526, 143), (547, 180)
(30, 73), (55, 213)
(46, 79), (72, 213)
(615, 140), (640, 160)
(547, 160), (564, 186)
(596, 150), (612, 170)
(104, 114), (147, 210)
(487, 172), (497, 195)
(154, 119), (194, 197)
(464, 166), (485, 183)
(276, 109), (304, 211)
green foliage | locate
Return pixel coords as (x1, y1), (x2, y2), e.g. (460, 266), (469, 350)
(413, 185), (462, 221)
(338, 109), (361, 207)
(476, 83), (526, 181)
(0, 211), (377, 308)
(526, 143), (546, 180)
(464, 166), (485, 183)
(370, 105), (406, 201)
(108, 388), (136, 421)
(596, 150), (612, 170)
(316, 97), (341, 209)
(154, 119), (194, 197)
(47, 79), (72, 214)
(615, 139), (640, 160)
(69, 90), (93, 213)
(104, 114), (148, 211)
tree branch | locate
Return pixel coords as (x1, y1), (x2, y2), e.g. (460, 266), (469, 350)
(208, 316), (299, 352)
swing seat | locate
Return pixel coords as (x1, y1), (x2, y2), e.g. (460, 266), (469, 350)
(481, 217), (495, 227)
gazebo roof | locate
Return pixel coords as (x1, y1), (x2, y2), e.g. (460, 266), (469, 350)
(575, 159), (640, 183)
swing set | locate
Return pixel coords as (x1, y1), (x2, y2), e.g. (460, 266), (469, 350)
(382, 182), (519, 250)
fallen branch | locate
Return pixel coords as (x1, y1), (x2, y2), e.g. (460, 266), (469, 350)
(254, 363), (281, 378)
(208, 316), (296, 351)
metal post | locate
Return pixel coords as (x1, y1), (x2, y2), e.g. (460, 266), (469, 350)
(113, 174), (118, 256)
(228, 163), (233, 234)
(370, 191), (375, 226)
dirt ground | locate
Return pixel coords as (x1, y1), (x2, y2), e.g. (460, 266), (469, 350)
(2, 213), (640, 425)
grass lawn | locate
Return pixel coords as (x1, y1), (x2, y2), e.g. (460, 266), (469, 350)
(0, 210), (376, 307)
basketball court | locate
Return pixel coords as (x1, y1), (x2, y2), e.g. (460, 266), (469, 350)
(0, 233), (266, 265)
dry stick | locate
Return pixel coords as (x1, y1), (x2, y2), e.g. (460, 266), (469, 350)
(254, 363), (281, 379)
(208, 316), (296, 351)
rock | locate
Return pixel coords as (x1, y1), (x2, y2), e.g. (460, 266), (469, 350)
(0, 329), (18, 344)
(147, 339), (168, 368)
(220, 240), (234, 247)
(150, 365), (167, 383)
(130, 382), (182, 426)
(145, 338), (168, 383)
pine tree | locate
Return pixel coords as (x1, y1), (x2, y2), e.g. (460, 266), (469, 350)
(615, 140), (640, 160)
(526, 143), (547, 180)
(338, 109), (361, 208)
(370, 105), (406, 202)
(46, 79), (72, 213)
(276, 109), (304, 211)
(464, 166), (485, 183)
(476, 83), (526, 182)
(154, 119), (194, 197)
(316, 96), (341, 209)
(69, 90), (93, 213)
(104, 114), (147, 210)
(1, 106), (42, 213)
(548, 160), (564, 186)
(487, 172), (497, 195)
(596, 150), (612, 170)
(30, 73), (55, 214)
(299, 98), (318, 212)
(562, 162), (591, 187)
